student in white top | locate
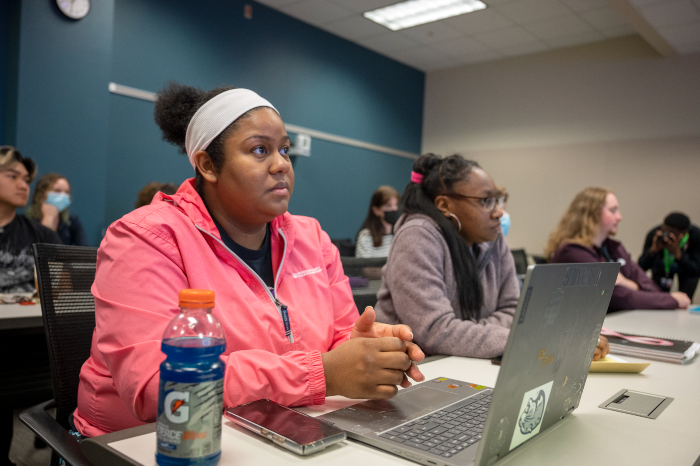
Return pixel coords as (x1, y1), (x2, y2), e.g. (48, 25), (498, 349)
(355, 186), (400, 258)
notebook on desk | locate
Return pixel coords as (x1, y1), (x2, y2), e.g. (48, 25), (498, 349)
(319, 262), (619, 466)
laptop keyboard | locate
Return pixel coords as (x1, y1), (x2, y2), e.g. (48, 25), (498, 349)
(378, 390), (492, 459)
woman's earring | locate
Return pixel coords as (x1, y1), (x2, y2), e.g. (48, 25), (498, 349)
(449, 213), (462, 232)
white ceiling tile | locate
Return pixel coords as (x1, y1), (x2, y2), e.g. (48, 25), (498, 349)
(327, 0), (398, 13)
(495, 0), (570, 24)
(545, 29), (603, 47)
(392, 47), (456, 71)
(421, 57), (463, 71)
(657, 20), (700, 44)
(393, 46), (452, 62)
(481, 0), (521, 6)
(559, 0), (609, 12)
(399, 22), (463, 45)
(639, 0), (700, 28)
(451, 49), (504, 66)
(474, 25), (540, 48)
(598, 23), (637, 37)
(578, 6), (629, 29)
(322, 15), (391, 40)
(628, 0), (665, 7)
(356, 31), (420, 54)
(521, 12), (593, 39)
(279, 0), (354, 25)
(255, 0), (303, 7)
(499, 40), (549, 56)
(444, 8), (514, 35)
(431, 37), (494, 58)
(673, 41), (700, 54)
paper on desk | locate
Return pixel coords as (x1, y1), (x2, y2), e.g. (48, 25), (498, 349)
(589, 354), (650, 373)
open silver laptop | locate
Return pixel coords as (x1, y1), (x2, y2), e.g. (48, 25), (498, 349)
(319, 262), (619, 466)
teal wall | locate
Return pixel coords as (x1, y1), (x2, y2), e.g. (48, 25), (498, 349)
(9, 0), (423, 244)
(0, 0), (21, 146)
(14, 0), (114, 241)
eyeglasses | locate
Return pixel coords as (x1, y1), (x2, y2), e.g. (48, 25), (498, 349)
(444, 193), (506, 212)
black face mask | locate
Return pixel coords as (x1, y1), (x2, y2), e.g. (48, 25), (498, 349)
(383, 210), (401, 226)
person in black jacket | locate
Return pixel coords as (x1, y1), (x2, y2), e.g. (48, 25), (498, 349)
(0, 146), (62, 466)
(639, 212), (700, 300)
(0, 146), (62, 294)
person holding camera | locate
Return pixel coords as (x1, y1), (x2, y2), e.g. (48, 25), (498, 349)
(639, 213), (700, 301)
(547, 188), (688, 311)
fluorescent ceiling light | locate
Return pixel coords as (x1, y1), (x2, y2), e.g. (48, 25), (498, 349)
(364, 0), (487, 31)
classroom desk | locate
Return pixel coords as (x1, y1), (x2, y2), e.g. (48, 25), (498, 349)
(0, 302), (51, 462)
(81, 310), (700, 466)
(0, 302), (43, 330)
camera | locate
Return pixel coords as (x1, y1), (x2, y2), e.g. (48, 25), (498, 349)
(660, 231), (672, 240)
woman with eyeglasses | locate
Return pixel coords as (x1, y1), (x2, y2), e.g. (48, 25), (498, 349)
(373, 154), (519, 359)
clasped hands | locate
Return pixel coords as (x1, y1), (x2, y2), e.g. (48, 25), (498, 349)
(322, 306), (425, 400)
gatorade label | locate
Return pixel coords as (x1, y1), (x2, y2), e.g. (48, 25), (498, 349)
(156, 379), (224, 459)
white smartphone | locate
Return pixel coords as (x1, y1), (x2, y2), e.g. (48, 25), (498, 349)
(224, 399), (346, 455)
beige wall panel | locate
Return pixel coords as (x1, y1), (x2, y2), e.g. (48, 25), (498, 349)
(464, 136), (700, 261)
(422, 35), (700, 303)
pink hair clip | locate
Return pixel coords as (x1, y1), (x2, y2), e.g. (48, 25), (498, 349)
(410, 171), (423, 183)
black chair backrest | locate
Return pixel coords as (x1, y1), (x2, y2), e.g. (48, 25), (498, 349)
(331, 238), (356, 257)
(341, 256), (387, 278)
(33, 243), (97, 432)
(511, 249), (529, 275)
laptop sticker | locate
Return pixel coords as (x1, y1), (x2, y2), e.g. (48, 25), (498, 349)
(543, 288), (564, 326)
(509, 380), (554, 451)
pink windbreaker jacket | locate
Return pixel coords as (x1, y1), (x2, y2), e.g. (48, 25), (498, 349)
(74, 179), (359, 437)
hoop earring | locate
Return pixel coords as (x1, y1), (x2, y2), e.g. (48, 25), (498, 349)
(449, 213), (462, 232)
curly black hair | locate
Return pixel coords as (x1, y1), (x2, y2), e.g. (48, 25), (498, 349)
(154, 81), (262, 194)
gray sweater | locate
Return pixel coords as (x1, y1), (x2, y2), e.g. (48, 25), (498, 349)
(374, 214), (520, 359)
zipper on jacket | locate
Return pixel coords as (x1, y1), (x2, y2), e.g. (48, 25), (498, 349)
(196, 225), (294, 343)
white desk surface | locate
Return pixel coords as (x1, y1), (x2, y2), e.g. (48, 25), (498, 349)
(0, 303), (42, 319)
(0, 302), (43, 330)
(107, 310), (700, 466)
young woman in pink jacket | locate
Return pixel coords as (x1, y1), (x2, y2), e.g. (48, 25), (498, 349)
(73, 82), (424, 437)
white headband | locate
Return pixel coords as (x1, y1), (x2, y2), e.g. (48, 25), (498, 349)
(184, 88), (278, 169)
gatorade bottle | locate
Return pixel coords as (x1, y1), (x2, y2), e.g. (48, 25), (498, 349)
(156, 289), (226, 466)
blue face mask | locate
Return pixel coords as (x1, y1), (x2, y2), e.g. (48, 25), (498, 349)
(45, 192), (71, 212)
(500, 211), (511, 237)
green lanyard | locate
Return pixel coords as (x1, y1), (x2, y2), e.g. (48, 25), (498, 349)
(663, 233), (689, 276)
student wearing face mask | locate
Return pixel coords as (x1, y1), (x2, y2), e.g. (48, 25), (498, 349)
(546, 187), (688, 311)
(355, 186), (400, 258)
(26, 173), (89, 246)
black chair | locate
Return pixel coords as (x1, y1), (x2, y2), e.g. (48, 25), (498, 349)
(20, 244), (98, 466)
(531, 254), (548, 265)
(341, 257), (387, 313)
(340, 256), (387, 278)
(331, 238), (355, 257)
(510, 249), (529, 275)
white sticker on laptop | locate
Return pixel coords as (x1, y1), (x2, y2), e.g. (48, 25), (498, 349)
(509, 380), (553, 451)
